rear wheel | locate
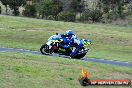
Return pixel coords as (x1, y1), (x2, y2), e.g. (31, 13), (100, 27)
(40, 44), (52, 55)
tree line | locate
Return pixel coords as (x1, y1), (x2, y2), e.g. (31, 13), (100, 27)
(0, 0), (132, 23)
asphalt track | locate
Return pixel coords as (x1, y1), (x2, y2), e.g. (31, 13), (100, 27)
(0, 47), (132, 67)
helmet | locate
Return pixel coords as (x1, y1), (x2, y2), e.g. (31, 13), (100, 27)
(82, 39), (92, 46)
(66, 29), (73, 36)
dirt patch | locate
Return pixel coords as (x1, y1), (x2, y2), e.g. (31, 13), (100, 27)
(111, 19), (132, 26)
(25, 28), (46, 32)
(25, 28), (62, 32)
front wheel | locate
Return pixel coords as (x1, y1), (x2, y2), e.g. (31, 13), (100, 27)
(40, 44), (52, 55)
(73, 53), (86, 59)
(71, 48), (88, 59)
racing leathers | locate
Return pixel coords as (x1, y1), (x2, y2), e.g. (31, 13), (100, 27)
(70, 39), (83, 57)
(59, 34), (81, 57)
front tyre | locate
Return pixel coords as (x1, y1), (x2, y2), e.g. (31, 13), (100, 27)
(73, 53), (86, 59)
(40, 44), (52, 55)
(71, 47), (88, 59)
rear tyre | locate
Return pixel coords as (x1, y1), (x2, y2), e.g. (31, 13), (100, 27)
(40, 44), (51, 55)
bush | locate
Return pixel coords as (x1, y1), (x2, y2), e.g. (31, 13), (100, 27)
(107, 11), (120, 20)
(81, 9), (103, 22)
(80, 9), (90, 21)
(23, 5), (36, 17)
(57, 11), (76, 22)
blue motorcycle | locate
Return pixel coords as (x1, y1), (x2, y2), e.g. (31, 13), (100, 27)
(40, 38), (91, 59)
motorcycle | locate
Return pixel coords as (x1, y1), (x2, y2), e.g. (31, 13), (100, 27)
(40, 38), (91, 59)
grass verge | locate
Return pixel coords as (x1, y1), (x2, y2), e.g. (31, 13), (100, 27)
(0, 52), (132, 88)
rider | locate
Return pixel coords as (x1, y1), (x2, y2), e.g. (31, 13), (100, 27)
(60, 29), (92, 57)
(59, 29), (79, 49)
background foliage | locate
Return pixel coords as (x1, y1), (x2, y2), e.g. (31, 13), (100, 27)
(0, 0), (132, 23)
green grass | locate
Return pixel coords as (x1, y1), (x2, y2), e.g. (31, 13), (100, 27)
(0, 52), (132, 88)
(0, 15), (132, 62)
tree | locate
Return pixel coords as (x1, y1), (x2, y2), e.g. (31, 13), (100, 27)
(41, 0), (52, 19)
(98, 0), (128, 19)
(81, 9), (103, 22)
(70, 0), (80, 12)
(8, 0), (26, 16)
(23, 4), (36, 17)
(63, 0), (84, 12)
(40, 0), (62, 20)
(0, 0), (9, 14)
(51, 0), (63, 20)
(63, 0), (71, 11)
(33, 0), (43, 18)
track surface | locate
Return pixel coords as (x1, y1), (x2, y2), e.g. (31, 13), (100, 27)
(0, 47), (132, 67)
